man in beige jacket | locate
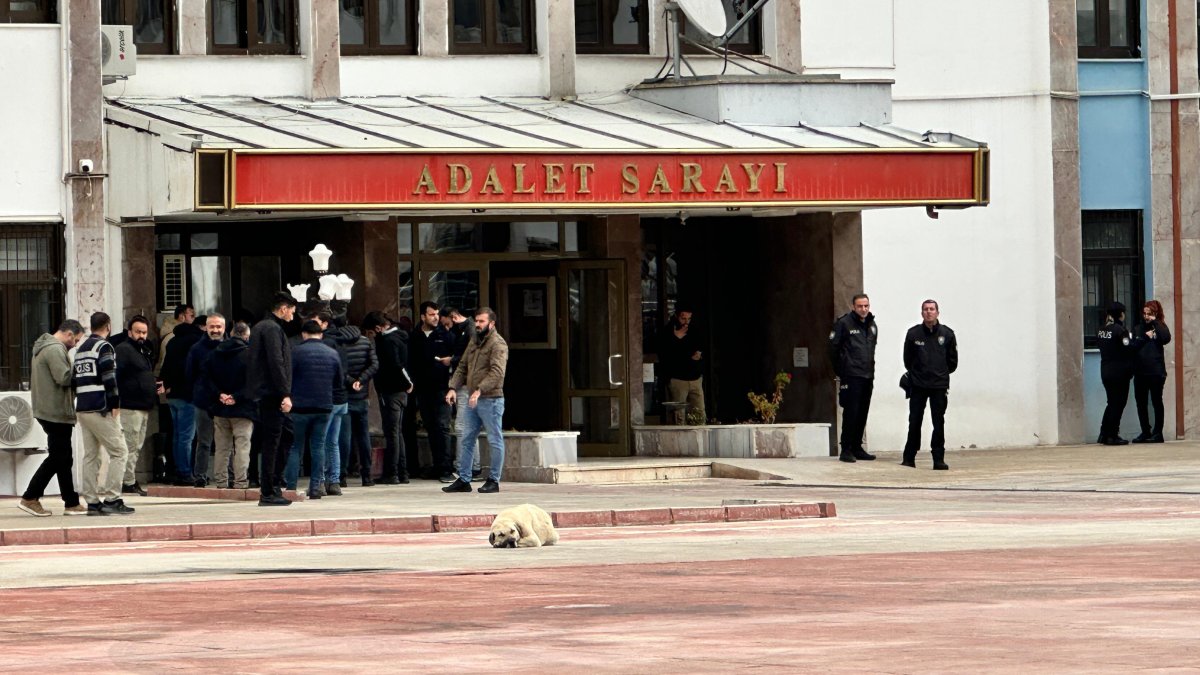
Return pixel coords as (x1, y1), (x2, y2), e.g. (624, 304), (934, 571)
(442, 307), (508, 494)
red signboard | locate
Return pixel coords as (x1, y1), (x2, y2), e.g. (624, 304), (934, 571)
(216, 149), (987, 211)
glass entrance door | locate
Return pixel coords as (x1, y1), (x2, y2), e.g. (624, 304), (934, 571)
(559, 260), (629, 456)
(420, 260), (488, 317)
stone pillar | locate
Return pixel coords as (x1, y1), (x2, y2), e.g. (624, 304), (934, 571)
(1176, 0), (1200, 438)
(541, 0), (576, 98)
(775, 0), (803, 72)
(1049, 0), (1084, 444)
(306, 0), (341, 99)
(67, 0), (107, 320)
(421, 0), (449, 56)
(177, 0), (207, 55)
(361, 220), (399, 319)
(121, 226), (157, 324)
(596, 215), (644, 425)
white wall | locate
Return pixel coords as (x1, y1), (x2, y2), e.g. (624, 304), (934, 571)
(844, 2), (1060, 450)
(0, 26), (64, 220)
(103, 56), (308, 97)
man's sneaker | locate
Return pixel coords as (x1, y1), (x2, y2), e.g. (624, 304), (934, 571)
(325, 482), (343, 496)
(62, 504), (88, 516)
(378, 475), (400, 485)
(472, 469), (483, 479)
(17, 499), (51, 517)
(194, 477), (208, 488)
(122, 482), (148, 496)
(397, 474), (410, 484)
(442, 478), (472, 493)
(933, 461), (950, 471)
(361, 478), (375, 487)
(307, 488), (323, 500)
(1150, 433), (1166, 443)
(258, 494), (291, 506)
(86, 502), (108, 516)
(852, 450), (877, 461)
(101, 499), (136, 515)
(838, 453), (857, 463)
(478, 480), (500, 494)
(317, 483), (328, 497)
(438, 473), (457, 484)
(339, 477), (348, 488)
(1132, 433), (1153, 443)
(900, 459), (917, 468)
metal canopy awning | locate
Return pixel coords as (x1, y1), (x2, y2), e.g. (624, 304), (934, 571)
(103, 93), (989, 217)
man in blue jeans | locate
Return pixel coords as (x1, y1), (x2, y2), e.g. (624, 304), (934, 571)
(160, 310), (205, 485)
(285, 320), (344, 499)
(442, 307), (509, 494)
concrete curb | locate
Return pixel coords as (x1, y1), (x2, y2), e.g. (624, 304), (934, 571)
(0, 502), (835, 547)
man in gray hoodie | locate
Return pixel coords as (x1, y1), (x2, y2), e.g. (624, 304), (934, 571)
(18, 320), (87, 517)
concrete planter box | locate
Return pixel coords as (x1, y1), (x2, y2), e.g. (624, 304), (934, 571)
(419, 431), (580, 482)
(633, 423), (830, 459)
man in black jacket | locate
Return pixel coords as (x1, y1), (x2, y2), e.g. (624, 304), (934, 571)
(208, 321), (256, 489)
(248, 292), (297, 505)
(186, 314), (226, 487)
(115, 315), (160, 496)
(1096, 302), (1134, 445)
(659, 308), (705, 424)
(901, 299), (958, 470)
(160, 314), (205, 484)
(406, 301), (455, 481)
(442, 307), (480, 479)
(365, 310), (412, 484)
(336, 317), (379, 486)
(828, 294), (878, 463)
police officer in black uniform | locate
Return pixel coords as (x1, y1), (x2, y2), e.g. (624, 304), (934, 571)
(1096, 301), (1134, 445)
(828, 293), (878, 463)
(901, 299), (958, 470)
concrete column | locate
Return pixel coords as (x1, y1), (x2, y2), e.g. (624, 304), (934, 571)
(361, 220), (399, 319)
(121, 226), (157, 322)
(596, 215), (644, 425)
(775, 0), (802, 72)
(540, 0), (576, 98)
(420, 0), (449, 56)
(177, 0), (208, 55)
(1048, 0), (1084, 444)
(306, 0), (341, 99)
(66, 0), (108, 320)
(1176, 0), (1200, 438)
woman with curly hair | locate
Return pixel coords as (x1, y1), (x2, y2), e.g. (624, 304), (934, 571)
(1131, 300), (1171, 443)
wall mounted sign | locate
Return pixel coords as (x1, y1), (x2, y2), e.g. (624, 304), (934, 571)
(196, 148), (989, 211)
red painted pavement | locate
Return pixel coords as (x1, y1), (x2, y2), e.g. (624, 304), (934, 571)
(0, 540), (1194, 672)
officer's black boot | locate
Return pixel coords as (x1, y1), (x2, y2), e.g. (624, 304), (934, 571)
(931, 449), (949, 471)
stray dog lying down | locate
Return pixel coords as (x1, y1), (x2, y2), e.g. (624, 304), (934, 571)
(489, 504), (559, 548)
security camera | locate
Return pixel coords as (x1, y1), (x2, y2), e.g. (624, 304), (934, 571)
(79, 159), (94, 174)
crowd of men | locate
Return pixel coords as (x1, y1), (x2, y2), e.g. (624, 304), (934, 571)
(18, 293), (510, 517)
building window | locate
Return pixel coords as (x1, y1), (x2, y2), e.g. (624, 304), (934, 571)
(682, 0), (761, 55)
(340, 0), (416, 54)
(0, 224), (64, 392)
(450, 0), (534, 54)
(575, 0), (648, 54)
(102, 0), (174, 54)
(1082, 210), (1143, 348)
(1, 0), (54, 22)
(209, 0), (297, 55)
(1078, 0), (1140, 58)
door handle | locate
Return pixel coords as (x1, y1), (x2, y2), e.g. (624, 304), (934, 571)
(608, 354), (623, 386)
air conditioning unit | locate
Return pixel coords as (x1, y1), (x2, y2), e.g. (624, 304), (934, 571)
(101, 25), (137, 78)
(0, 391), (52, 497)
(0, 392), (46, 450)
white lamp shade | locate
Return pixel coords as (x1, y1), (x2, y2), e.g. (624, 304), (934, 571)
(308, 244), (333, 272)
(317, 274), (339, 301)
(287, 283), (310, 303)
(334, 274), (354, 300)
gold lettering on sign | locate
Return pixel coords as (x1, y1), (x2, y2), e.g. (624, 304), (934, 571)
(774, 163), (787, 192)
(480, 165), (505, 195)
(648, 165), (672, 194)
(680, 163), (705, 193)
(741, 163), (765, 193)
(544, 163), (566, 194)
(714, 164), (738, 193)
(448, 164), (472, 195)
(413, 165), (439, 195)
(573, 163), (595, 194)
(621, 164), (640, 194)
(513, 164), (535, 194)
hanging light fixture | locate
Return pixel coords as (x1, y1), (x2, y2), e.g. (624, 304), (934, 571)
(308, 244), (333, 274)
(317, 274), (339, 301)
(334, 273), (354, 300)
(286, 283), (311, 303)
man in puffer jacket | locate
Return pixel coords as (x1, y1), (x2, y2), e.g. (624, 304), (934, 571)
(207, 321), (256, 489)
(333, 316), (379, 487)
(285, 320), (344, 499)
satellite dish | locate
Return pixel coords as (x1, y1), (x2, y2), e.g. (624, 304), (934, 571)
(676, 0), (727, 38)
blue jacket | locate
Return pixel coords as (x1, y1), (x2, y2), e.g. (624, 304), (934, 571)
(290, 338), (344, 412)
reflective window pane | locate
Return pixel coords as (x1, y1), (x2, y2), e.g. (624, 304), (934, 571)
(611, 0), (640, 45)
(190, 232), (219, 250)
(213, 0), (240, 45)
(1077, 0), (1096, 47)
(454, 0), (483, 42)
(239, 256), (281, 319)
(427, 270), (480, 317)
(190, 256), (232, 316)
(1108, 0), (1127, 47)
(575, 0), (599, 44)
(378, 0), (409, 45)
(340, 0), (366, 45)
(398, 261), (414, 321)
(564, 221), (584, 252)
(258, 0), (287, 45)
(505, 222), (558, 252)
(569, 396), (622, 444)
(101, 0), (121, 24)
(0, 238), (49, 272)
(156, 233), (181, 250)
(134, 0), (167, 45)
(20, 289), (53, 386)
(397, 222), (413, 254)
(419, 222), (478, 253)
(494, 0), (524, 43)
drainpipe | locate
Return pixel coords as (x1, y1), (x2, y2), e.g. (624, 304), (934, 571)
(1168, 0), (1185, 438)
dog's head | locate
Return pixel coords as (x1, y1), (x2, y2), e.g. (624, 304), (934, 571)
(489, 518), (521, 548)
